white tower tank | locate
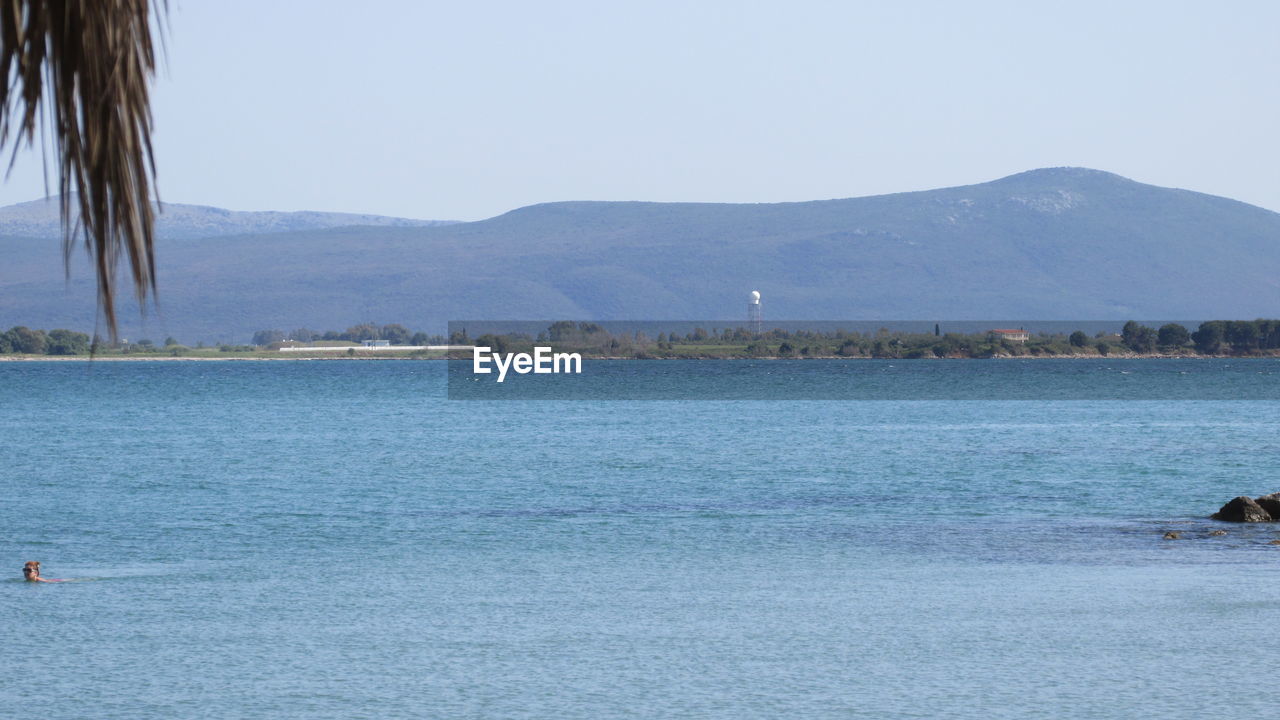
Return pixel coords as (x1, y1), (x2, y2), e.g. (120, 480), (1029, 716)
(747, 290), (762, 334)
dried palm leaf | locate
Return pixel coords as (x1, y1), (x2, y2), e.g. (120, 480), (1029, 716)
(0, 0), (163, 338)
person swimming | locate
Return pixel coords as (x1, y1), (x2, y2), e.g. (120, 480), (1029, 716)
(22, 561), (63, 583)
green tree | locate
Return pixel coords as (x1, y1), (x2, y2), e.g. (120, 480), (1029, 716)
(1254, 317), (1280, 348)
(381, 324), (411, 345)
(1157, 323), (1190, 349)
(1192, 321), (1226, 354)
(475, 333), (510, 354)
(1258, 319), (1280, 349)
(45, 329), (90, 355)
(343, 324), (380, 342)
(547, 321), (577, 342)
(163, 336), (179, 347)
(1225, 321), (1260, 351)
(1069, 330), (1088, 348)
(5, 326), (46, 354)
(409, 332), (429, 346)
(1121, 321), (1156, 353)
(252, 329), (285, 346)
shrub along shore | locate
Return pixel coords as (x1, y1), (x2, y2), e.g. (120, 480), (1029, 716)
(458, 319), (1280, 359)
(6, 320), (1280, 360)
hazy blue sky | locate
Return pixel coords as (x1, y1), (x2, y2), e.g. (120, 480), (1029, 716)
(1, 0), (1277, 220)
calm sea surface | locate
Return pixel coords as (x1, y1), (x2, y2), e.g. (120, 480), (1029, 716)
(3, 359), (1280, 718)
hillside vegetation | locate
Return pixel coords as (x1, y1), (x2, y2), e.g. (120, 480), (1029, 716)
(2, 168), (1279, 342)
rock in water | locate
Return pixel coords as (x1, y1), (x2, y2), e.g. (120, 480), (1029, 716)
(1163, 531), (1182, 540)
(1255, 493), (1280, 517)
(1208, 529), (1228, 537)
(1212, 496), (1272, 523)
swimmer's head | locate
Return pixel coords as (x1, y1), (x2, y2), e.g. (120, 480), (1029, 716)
(22, 561), (40, 580)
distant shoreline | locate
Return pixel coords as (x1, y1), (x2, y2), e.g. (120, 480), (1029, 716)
(0, 354), (427, 362)
(7, 320), (1276, 360)
(2, 352), (1276, 362)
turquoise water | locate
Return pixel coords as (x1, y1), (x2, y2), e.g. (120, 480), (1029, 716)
(4, 360), (1280, 718)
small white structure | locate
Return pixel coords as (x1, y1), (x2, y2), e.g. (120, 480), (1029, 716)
(989, 328), (1029, 343)
(747, 290), (763, 334)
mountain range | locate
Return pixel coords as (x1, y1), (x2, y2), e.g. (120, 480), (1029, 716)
(2, 167), (1278, 342)
(0, 197), (457, 240)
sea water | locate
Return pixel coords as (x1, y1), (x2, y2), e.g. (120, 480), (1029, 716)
(3, 360), (1279, 718)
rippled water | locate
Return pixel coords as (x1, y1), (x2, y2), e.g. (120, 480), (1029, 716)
(3, 360), (1279, 718)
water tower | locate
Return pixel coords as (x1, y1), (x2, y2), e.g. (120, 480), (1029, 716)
(747, 290), (762, 334)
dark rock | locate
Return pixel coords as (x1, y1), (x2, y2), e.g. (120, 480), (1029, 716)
(1255, 493), (1280, 517)
(1208, 529), (1228, 537)
(1269, 539), (1280, 546)
(1163, 531), (1182, 540)
(1211, 496), (1272, 523)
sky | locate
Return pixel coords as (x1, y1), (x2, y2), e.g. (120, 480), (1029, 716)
(0, 0), (1277, 221)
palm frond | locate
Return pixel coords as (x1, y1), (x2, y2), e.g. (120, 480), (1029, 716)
(0, 0), (163, 338)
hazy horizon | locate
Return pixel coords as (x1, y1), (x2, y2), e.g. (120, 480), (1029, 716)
(0, 1), (1276, 221)
(1, 165), (1274, 224)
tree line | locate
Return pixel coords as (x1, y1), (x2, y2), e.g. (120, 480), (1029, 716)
(0, 322), (450, 355)
(8, 319), (1280, 358)
(251, 324), (446, 347)
(0, 327), (93, 355)
(0, 327), (193, 355)
(459, 319), (1280, 359)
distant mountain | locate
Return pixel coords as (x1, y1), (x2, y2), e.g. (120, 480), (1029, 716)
(3, 168), (1280, 342)
(0, 197), (457, 240)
